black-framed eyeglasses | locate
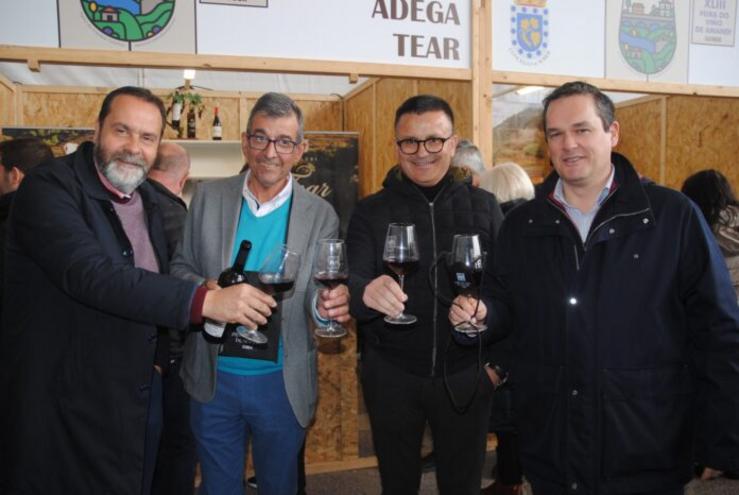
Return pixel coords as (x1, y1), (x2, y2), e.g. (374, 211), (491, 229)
(396, 136), (453, 155)
(247, 133), (300, 154)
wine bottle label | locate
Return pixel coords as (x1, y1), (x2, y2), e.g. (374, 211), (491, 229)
(212, 125), (222, 139)
(172, 102), (182, 121)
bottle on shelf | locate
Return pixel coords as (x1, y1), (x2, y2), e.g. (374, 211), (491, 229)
(203, 240), (252, 338)
(212, 106), (223, 141)
(172, 101), (183, 138)
(187, 106), (197, 139)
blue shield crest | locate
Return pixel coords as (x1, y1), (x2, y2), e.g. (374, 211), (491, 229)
(511, 1), (549, 64)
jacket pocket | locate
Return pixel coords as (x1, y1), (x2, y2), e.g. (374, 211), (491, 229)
(601, 365), (694, 478)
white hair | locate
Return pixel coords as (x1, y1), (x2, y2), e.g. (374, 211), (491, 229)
(479, 162), (535, 203)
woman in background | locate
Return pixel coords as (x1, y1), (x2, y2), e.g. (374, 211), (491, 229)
(477, 162), (534, 495)
(681, 169), (739, 301)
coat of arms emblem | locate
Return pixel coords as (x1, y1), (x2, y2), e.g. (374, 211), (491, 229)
(619, 0), (677, 75)
(510, 0), (549, 65)
(81, 0), (175, 43)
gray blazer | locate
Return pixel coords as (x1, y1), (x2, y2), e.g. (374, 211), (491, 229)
(171, 173), (339, 427)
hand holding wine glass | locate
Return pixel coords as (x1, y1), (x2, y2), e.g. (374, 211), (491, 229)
(382, 223), (420, 325)
(448, 234), (487, 334)
(313, 239), (349, 338)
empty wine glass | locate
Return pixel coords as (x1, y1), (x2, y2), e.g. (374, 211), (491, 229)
(383, 223), (420, 325)
(449, 234), (487, 334)
(313, 239), (349, 339)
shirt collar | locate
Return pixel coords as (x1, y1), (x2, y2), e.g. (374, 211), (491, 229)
(242, 169), (293, 217)
(553, 165), (615, 213)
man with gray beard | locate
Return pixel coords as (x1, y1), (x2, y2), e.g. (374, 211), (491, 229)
(0, 86), (268, 495)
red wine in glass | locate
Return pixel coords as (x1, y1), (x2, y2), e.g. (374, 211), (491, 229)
(449, 234), (487, 334)
(382, 223), (419, 325)
(313, 239), (349, 338)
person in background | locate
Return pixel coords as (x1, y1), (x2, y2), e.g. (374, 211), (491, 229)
(171, 92), (350, 495)
(0, 86), (270, 495)
(347, 94), (504, 495)
(477, 162), (534, 495)
(0, 137), (54, 324)
(147, 142), (198, 495)
(451, 80), (739, 494)
(451, 139), (486, 187)
(681, 169), (739, 302)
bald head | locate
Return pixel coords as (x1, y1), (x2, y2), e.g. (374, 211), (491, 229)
(148, 142), (190, 197)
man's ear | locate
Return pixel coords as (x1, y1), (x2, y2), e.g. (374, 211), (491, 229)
(10, 166), (24, 189)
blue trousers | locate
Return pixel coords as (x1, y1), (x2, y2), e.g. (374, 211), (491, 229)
(191, 370), (305, 495)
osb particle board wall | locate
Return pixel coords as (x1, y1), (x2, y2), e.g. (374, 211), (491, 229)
(345, 77), (472, 198)
(7, 86), (343, 142)
(616, 95), (739, 191)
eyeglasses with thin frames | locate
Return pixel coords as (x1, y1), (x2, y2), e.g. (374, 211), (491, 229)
(247, 133), (300, 154)
(396, 136), (453, 155)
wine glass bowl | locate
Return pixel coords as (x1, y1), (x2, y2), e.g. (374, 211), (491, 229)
(382, 223), (420, 325)
(258, 245), (300, 297)
(313, 239), (349, 338)
(449, 234), (487, 334)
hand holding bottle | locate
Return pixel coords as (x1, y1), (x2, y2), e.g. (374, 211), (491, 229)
(202, 283), (276, 330)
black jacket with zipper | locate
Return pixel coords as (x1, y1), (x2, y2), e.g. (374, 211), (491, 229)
(347, 166), (504, 376)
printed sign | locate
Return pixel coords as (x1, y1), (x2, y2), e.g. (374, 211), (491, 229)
(692, 0), (737, 46)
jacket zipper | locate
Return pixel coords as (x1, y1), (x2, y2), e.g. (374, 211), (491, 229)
(429, 200), (438, 377)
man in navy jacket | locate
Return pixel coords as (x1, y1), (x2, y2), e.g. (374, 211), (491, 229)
(0, 86), (274, 495)
(451, 81), (739, 494)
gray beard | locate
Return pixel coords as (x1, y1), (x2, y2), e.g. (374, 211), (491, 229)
(95, 145), (148, 195)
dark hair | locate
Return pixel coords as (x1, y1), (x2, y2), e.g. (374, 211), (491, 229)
(394, 94), (454, 129)
(97, 86), (166, 135)
(247, 92), (304, 142)
(542, 81), (615, 133)
(681, 169), (738, 228)
(0, 137), (54, 174)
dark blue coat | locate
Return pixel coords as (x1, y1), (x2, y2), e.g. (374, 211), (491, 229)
(487, 153), (739, 493)
(0, 142), (197, 494)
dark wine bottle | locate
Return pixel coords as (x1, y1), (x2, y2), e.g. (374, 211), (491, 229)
(187, 107), (197, 139)
(203, 240), (252, 338)
(212, 106), (222, 141)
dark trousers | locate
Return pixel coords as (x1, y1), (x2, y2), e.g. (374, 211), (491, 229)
(361, 347), (493, 495)
(494, 431), (522, 485)
(152, 357), (197, 495)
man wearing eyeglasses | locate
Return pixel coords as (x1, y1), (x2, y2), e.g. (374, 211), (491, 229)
(346, 94), (504, 494)
(171, 92), (351, 495)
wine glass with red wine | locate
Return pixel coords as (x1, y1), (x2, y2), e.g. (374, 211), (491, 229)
(383, 223), (420, 325)
(313, 239), (349, 338)
(449, 234), (487, 334)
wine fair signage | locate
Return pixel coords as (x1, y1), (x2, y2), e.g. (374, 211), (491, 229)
(370, 0), (465, 63)
(618, 0), (677, 75)
(58, 0), (196, 52)
(691, 0), (737, 47)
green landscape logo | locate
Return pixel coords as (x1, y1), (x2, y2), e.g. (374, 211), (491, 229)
(81, 0), (175, 42)
(619, 0), (676, 75)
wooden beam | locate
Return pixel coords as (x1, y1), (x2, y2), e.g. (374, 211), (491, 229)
(477, 0), (493, 166)
(0, 45), (471, 82)
(492, 70), (739, 98)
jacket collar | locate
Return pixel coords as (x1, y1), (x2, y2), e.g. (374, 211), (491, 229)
(382, 165), (460, 201)
(539, 152), (651, 217)
(74, 141), (114, 201)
